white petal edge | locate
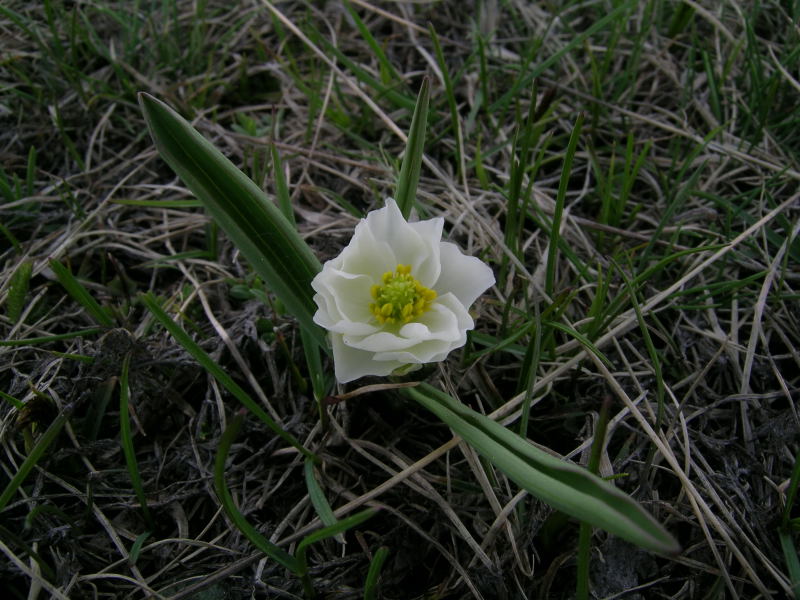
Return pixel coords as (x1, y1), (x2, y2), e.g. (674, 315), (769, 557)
(337, 219), (397, 283)
(330, 332), (408, 383)
(365, 199), (443, 286)
(433, 241), (495, 308)
(344, 299), (464, 353)
(312, 268), (374, 322)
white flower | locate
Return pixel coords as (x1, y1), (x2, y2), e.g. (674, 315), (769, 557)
(311, 199), (495, 383)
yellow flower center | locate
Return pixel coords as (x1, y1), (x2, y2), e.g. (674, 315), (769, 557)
(369, 264), (437, 325)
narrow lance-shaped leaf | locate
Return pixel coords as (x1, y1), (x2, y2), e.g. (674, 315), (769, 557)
(214, 412), (299, 572)
(304, 457), (338, 529)
(0, 402), (72, 512)
(404, 384), (680, 555)
(49, 259), (115, 327)
(364, 546), (390, 600)
(394, 78), (430, 219)
(138, 93), (327, 350)
(295, 508), (377, 598)
(295, 508), (377, 577)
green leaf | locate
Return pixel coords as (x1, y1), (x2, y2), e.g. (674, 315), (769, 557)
(490, 0), (635, 113)
(214, 412), (299, 573)
(667, 1), (695, 38)
(49, 259), (114, 327)
(781, 449), (800, 599)
(364, 546), (390, 600)
(404, 383), (680, 555)
(542, 319), (612, 368)
(129, 531), (152, 566)
(138, 93), (327, 350)
(0, 220), (21, 253)
(141, 292), (316, 462)
(294, 507), (377, 598)
(0, 390), (25, 410)
(315, 36), (414, 112)
(301, 326), (327, 418)
(0, 328), (103, 347)
(779, 530), (800, 600)
(304, 457), (337, 528)
(394, 78), (430, 219)
(782, 449), (800, 530)
(295, 508), (377, 576)
(6, 260), (32, 324)
(270, 143), (294, 225)
(119, 352), (154, 529)
(546, 112), (583, 297)
(84, 377), (115, 441)
(343, 1), (406, 92)
(0, 401), (71, 512)
(429, 24), (463, 180)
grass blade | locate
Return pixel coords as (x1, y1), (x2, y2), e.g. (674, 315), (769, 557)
(404, 383), (679, 555)
(6, 260), (32, 324)
(343, 1), (405, 88)
(270, 143), (294, 225)
(543, 319), (612, 368)
(301, 323), (328, 425)
(490, 0), (634, 113)
(138, 92), (327, 350)
(0, 328), (104, 347)
(781, 449), (800, 599)
(118, 353), (154, 529)
(429, 24), (463, 179)
(314, 35), (414, 112)
(294, 507), (377, 598)
(0, 390), (25, 410)
(214, 411), (299, 572)
(364, 546), (390, 600)
(295, 509), (377, 577)
(518, 307), (542, 440)
(783, 450), (800, 530)
(49, 259), (114, 327)
(25, 146), (36, 197)
(141, 292), (316, 462)
(129, 531), (152, 566)
(304, 458), (337, 529)
(780, 530), (800, 600)
(545, 113), (583, 297)
(576, 396), (612, 600)
(0, 401), (71, 512)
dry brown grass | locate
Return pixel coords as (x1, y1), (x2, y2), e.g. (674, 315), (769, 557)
(1, 1), (799, 598)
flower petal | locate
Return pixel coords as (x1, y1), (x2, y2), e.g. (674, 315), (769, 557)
(330, 332), (407, 383)
(433, 242), (495, 308)
(338, 220), (397, 283)
(421, 292), (474, 335)
(311, 267), (373, 324)
(312, 297), (378, 336)
(375, 340), (453, 364)
(374, 294), (475, 363)
(345, 329), (420, 353)
(403, 211), (443, 286)
(311, 198), (494, 383)
(346, 296), (465, 353)
(364, 199), (443, 286)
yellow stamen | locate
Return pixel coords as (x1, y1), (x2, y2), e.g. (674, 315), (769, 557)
(369, 264), (437, 325)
